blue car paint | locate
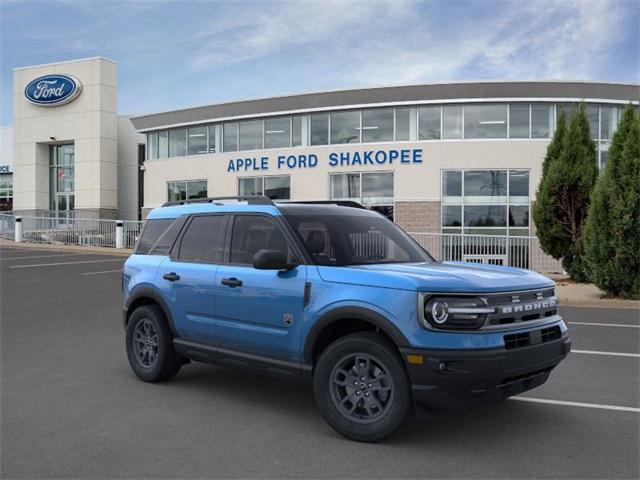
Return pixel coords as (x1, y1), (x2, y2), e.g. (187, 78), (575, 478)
(124, 203), (566, 364)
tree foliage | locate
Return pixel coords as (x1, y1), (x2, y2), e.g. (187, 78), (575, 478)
(533, 105), (598, 281)
(584, 106), (640, 298)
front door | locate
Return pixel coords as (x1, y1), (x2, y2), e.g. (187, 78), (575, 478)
(215, 214), (307, 362)
(157, 214), (228, 344)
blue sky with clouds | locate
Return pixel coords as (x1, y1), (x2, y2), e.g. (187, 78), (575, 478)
(1, 0), (638, 126)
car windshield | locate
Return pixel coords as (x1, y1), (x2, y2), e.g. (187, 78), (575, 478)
(285, 213), (433, 266)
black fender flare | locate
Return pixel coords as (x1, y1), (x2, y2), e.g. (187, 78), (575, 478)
(124, 286), (178, 336)
(303, 306), (410, 364)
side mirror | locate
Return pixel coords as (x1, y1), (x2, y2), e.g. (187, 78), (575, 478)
(252, 249), (297, 270)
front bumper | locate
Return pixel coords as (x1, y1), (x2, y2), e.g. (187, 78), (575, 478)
(399, 334), (571, 412)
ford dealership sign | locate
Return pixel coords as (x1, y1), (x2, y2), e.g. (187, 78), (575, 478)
(24, 74), (82, 106)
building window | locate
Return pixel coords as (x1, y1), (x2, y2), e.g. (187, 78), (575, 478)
(442, 105), (463, 139)
(464, 104), (507, 139)
(509, 104), (529, 139)
(442, 169), (529, 236)
(585, 104), (599, 140)
(600, 106), (619, 140)
(158, 131), (168, 159)
(187, 126), (208, 155)
(50, 144), (75, 216)
(395, 107), (411, 141)
(310, 113), (329, 145)
(239, 119), (263, 150)
(419, 106), (441, 140)
(167, 180), (208, 202)
(208, 124), (217, 153)
(362, 108), (394, 143)
(264, 117), (291, 149)
(147, 132), (158, 160)
(330, 172), (394, 220)
(0, 173), (12, 211)
(168, 128), (187, 157)
(292, 116), (303, 147)
(238, 175), (290, 200)
(223, 122), (239, 152)
(531, 104), (552, 138)
(330, 110), (360, 144)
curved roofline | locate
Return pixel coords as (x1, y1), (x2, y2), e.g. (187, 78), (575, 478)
(131, 80), (639, 131)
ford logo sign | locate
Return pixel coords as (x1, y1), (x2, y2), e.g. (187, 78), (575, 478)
(24, 74), (82, 106)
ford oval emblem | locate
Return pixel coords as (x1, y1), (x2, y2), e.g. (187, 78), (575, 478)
(24, 74), (82, 106)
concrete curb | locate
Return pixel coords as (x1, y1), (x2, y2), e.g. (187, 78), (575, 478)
(0, 239), (132, 257)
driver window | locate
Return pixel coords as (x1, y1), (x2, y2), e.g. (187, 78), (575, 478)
(229, 215), (295, 265)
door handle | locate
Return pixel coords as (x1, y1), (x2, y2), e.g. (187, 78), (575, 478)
(163, 272), (180, 282)
(221, 277), (243, 287)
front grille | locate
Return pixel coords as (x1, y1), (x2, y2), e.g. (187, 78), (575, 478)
(504, 326), (562, 350)
(484, 288), (557, 328)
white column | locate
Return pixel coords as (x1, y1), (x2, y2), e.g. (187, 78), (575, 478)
(14, 216), (23, 243)
(116, 220), (124, 248)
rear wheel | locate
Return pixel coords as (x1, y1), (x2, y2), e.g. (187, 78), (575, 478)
(126, 305), (181, 382)
(313, 332), (411, 442)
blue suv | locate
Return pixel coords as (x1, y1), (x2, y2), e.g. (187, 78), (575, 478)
(123, 196), (570, 442)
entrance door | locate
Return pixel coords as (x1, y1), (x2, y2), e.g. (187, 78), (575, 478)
(214, 214), (307, 362)
(50, 144), (75, 222)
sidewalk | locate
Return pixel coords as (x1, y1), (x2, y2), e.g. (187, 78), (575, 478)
(1, 239), (638, 310)
(0, 238), (132, 257)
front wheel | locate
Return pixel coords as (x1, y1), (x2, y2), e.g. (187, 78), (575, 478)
(313, 332), (412, 442)
(125, 305), (181, 382)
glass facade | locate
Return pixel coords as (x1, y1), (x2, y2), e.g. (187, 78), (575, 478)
(442, 169), (530, 236)
(330, 172), (394, 220)
(167, 180), (208, 202)
(144, 102), (624, 160)
(49, 144), (75, 216)
(0, 173), (12, 211)
(238, 175), (290, 200)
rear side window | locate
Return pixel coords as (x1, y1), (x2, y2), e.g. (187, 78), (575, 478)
(178, 215), (227, 263)
(136, 219), (173, 254)
(148, 217), (187, 256)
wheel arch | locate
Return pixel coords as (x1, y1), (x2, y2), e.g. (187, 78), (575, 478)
(124, 286), (177, 336)
(303, 306), (410, 366)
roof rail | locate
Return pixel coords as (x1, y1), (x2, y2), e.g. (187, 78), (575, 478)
(279, 200), (366, 209)
(162, 195), (274, 207)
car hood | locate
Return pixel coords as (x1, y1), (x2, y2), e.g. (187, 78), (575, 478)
(316, 261), (554, 293)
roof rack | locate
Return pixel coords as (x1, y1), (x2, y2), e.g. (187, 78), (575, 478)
(279, 200), (366, 209)
(162, 195), (274, 207)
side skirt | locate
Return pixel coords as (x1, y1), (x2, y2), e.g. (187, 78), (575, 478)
(173, 338), (313, 383)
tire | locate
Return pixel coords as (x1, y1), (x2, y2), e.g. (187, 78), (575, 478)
(125, 305), (181, 382)
(313, 331), (412, 442)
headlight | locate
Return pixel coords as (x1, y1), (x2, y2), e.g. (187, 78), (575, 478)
(423, 296), (494, 330)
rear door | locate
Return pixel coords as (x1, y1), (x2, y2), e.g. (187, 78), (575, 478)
(214, 214), (307, 362)
(157, 214), (228, 343)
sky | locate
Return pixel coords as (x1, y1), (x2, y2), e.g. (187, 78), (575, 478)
(0, 0), (638, 126)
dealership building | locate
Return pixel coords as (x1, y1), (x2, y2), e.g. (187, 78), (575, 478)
(5, 57), (638, 239)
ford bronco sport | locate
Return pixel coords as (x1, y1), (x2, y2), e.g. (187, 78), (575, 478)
(122, 196), (570, 442)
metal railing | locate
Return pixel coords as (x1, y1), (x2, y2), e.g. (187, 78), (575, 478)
(409, 232), (563, 274)
(2, 214), (564, 274)
(0, 213), (15, 240)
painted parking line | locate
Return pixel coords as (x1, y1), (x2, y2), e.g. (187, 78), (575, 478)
(568, 321), (640, 328)
(512, 397), (640, 413)
(572, 349), (640, 358)
(1, 253), (87, 261)
(10, 259), (124, 269)
(82, 269), (122, 276)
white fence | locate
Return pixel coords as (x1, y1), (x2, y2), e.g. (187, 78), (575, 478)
(0, 214), (144, 249)
(0, 214), (564, 274)
(409, 232), (563, 274)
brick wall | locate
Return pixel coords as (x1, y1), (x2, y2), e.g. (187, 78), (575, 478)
(394, 201), (441, 233)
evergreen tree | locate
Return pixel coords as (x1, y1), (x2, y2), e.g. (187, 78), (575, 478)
(584, 106), (640, 298)
(533, 104), (598, 281)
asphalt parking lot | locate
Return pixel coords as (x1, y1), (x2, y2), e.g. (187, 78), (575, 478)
(1, 245), (638, 479)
